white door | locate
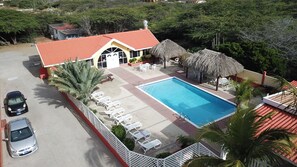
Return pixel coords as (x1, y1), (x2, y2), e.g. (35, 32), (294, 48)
(106, 52), (119, 69)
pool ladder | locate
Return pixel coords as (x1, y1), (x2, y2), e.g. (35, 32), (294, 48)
(180, 112), (190, 120)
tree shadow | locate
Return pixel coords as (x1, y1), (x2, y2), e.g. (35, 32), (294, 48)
(22, 55), (41, 78)
(33, 83), (67, 108)
(66, 106), (121, 167)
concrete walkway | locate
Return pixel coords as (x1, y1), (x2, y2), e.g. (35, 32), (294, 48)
(89, 63), (236, 156)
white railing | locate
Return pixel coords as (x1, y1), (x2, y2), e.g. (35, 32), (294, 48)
(66, 94), (220, 167)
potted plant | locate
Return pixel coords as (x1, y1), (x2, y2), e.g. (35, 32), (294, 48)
(128, 58), (142, 66)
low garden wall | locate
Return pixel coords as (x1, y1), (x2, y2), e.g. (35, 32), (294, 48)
(235, 69), (279, 88)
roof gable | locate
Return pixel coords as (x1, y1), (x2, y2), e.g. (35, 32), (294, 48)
(105, 29), (159, 50)
(36, 29), (159, 67)
(36, 35), (111, 67)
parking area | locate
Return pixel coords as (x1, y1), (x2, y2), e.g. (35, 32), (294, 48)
(0, 44), (121, 167)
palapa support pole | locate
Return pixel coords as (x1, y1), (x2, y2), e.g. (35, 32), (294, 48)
(216, 76), (220, 91)
(186, 67), (188, 78)
(199, 72), (203, 83)
(261, 71), (266, 85)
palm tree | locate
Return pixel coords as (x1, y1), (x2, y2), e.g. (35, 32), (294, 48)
(184, 107), (296, 167)
(49, 60), (104, 104)
(232, 79), (262, 108)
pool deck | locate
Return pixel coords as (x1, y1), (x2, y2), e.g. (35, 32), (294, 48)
(89, 63), (235, 156)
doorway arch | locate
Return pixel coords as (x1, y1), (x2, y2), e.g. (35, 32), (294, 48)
(97, 47), (127, 69)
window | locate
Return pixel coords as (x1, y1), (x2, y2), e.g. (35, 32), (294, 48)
(97, 54), (107, 68)
(119, 52), (127, 64)
(143, 49), (150, 55)
(86, 59), (93, 66)
(130, 51), (140, 58)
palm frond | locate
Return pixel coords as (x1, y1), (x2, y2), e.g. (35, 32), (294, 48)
(196, 123), (226, 145)
(49, 59), (104, 103)
(184, 155), (226, 167)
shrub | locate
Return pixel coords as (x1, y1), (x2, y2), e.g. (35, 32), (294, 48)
(176, 135), (196, 149)
(155, 152), (171, 158)
(129, 58), (137, 63)
(111, 125), (126, 141)
(123, 138), (135, 151)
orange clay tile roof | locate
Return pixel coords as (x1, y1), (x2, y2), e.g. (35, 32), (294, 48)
(55, 24), (76, 30)
(256, 104), (297, 165)
(291, 80), (297, 87)
(36, 29), (159, 67)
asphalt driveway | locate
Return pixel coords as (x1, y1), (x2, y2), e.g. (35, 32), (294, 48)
(0, 44), (121, 167)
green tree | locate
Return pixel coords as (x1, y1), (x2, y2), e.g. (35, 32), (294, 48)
(34, 12), (64, 36)
(0, 9), (38, 44)
(49, 60), (104, 104)
(185, 107), (295, 167)
(218, 42), (286, 77)
(232, 80), (261, 108)
(88, 7), (142, 34)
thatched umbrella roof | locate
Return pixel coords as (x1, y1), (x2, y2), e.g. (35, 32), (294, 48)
(185, 48), (244, 90)
(150, 39), (187, 68)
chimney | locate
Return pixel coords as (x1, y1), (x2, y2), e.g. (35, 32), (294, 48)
(143, 20), (148, 29)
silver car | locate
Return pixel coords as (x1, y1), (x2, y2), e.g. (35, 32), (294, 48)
(4, 117), (38, 157)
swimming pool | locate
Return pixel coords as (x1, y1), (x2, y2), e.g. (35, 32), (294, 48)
(138, 77), (235, 127)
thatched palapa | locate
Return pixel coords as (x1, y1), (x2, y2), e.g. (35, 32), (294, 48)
(185, 48), (244, 90)
(150, 39), (187, 68)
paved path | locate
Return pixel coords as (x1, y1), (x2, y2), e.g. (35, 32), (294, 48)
(0, 44), (121, 167)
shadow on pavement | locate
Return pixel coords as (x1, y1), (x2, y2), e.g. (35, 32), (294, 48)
(66, 103), (121, 167)
(22, 55), (42, 78)
(33, 83), (67, 108)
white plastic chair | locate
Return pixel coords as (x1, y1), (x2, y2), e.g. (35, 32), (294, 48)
(129, 130), (151, 142)
(102, 100), (121, 110)
(138, 139), (162, 154)
(114, 114), (132, 124)
(219, 77), (230, 87)
(90, 91), (104, 100)
(151, 64), (156, 70)
(104, 107), (125, 117)
(121, 121), (142, 133)
(94, 96), (111, 105)
(139, 64), (147, 72)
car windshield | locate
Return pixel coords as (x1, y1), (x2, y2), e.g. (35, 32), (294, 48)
(11, 127), (33, 142)
(8, 97), (24, 105)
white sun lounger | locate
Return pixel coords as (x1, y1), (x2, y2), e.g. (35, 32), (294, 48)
(95, 96), (111, 105)
(102, 100), (121, 111)
(129, 130), (151, 142)
(109, 108), (125, 119)
(138, 139), (162, 154)
(121, 121), (142, 133)
(104, 107), (125, 116)
(90, 91), (104, 100)
(114, 114), (132, 124)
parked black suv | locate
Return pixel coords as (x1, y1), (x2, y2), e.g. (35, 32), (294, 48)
(4, 91), (28, 116)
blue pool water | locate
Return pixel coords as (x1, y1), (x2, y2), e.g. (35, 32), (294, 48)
(139, 77), (235, 127)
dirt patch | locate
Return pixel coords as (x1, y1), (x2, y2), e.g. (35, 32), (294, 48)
(0, 36), (52, 53)
(34, 37), (53, 43)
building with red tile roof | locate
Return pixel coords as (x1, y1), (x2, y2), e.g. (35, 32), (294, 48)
(48, 23), (82, 40)
(257, 91), (297, 166)
(36, 29), (159, 76)
(291, 80), (297, 87)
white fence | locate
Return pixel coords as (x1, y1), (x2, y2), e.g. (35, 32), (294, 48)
(66, 94), (220, 167)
